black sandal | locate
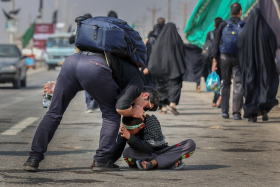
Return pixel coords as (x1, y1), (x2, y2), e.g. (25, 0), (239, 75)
(136, 160), (153, 170)
(170, 107), (179, 115)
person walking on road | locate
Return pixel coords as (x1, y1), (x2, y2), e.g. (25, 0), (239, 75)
(142, 19), (165, 88)
(212, 3), (244, 120)
(204, 17), (223, 107)
(146, 23), (185, 115)
(236, 8), (279, 122)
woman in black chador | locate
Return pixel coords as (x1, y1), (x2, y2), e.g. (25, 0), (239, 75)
(141, 23), (164, 88)
(146, 23), (185, 115)
(236, 8), (279, 122)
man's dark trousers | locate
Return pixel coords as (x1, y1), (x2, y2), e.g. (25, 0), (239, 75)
(220, 54), (243, 116)
(29, 53), (121, 163)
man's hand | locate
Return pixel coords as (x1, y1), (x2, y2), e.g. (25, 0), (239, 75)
(143, 68), (149, 75)
(42, 82), (56, 96)
(120, 124), (130, 139)
(212, 58), (218, 72)
(132, 104), (145, 121)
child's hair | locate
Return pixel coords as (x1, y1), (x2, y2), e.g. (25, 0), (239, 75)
(122, 116), (143, 126)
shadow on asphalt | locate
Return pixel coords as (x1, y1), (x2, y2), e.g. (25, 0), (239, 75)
(182, 164), (230, 170)
(0, 86), (15, 89)
(0, 85), (42, 90)
(259, 121), (280, 123)
(179, 112), (221, 115)
(0, 150), (95, 156)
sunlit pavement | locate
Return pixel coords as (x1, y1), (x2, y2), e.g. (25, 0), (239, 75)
(0, 66), (280, 186)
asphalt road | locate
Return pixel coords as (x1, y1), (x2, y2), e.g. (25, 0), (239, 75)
(0, 66), (280, 187)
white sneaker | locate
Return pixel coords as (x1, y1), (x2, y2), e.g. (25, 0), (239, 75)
(85, 109), (94, 113)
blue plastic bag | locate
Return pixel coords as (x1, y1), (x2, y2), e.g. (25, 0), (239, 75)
(25, 57), (34, 66)
(206, 71), (221, 93)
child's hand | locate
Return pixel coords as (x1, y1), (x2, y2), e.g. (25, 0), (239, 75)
(120, 125), (130, 140)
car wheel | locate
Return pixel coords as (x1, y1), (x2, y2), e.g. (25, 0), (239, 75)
(13, 77), (21, 89)
(21, 76), (27, 87)
(48, 65), (52, 70)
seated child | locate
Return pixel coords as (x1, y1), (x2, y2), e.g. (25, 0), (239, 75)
(109, 114), (196, 170)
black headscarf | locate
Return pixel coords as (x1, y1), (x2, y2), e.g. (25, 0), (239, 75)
(236, 8), (279, 117)
(147, 22), (185, 81)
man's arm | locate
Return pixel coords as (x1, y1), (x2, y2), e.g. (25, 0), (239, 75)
(115, 76), (145, 120)
(116, 105), (145, 121)
(212, 22), (226, 59)
(211, 22), (226, 71)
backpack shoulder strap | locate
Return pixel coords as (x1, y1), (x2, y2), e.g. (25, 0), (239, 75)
(209, 31), (214, 40)
(104, 52), (125, 89)
(238, 20), (245, 27)
(225, 20), (231, 25)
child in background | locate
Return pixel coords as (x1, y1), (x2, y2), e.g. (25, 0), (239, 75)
(108, 114), (196, 170)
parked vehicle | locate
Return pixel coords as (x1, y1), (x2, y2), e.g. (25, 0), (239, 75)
(0, 44), (27, 89)
(45, 33), (76, 70)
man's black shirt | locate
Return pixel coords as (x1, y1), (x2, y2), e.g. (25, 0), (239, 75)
(212, 16), (245, 59)
(112, 56), (144, 110)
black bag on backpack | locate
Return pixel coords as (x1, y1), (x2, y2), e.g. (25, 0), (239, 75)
(201, 31), (214, 64)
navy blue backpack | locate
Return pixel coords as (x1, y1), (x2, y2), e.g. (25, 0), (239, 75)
(75, 16), (147, 68)
(219, 20), (244, 54)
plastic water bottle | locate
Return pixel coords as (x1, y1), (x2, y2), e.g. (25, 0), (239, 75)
(43, 81), (56, 108)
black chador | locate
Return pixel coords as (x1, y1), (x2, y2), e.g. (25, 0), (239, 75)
(141, 24), (163, 88)
(147, 23), (185, 113)
(236, 8), (279, 119)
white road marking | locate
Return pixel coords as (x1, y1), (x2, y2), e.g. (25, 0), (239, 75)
(1, 117), (39, 135)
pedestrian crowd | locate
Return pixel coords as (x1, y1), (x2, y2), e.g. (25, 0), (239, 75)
(22, 3), (279, 172)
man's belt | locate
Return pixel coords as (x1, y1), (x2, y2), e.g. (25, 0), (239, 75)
(80, 51), (105, 60)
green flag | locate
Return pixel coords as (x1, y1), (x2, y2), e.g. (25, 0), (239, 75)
(131, 22), (135, 29)
(22, 22), (35, 48)
(184, 0), (258, 48)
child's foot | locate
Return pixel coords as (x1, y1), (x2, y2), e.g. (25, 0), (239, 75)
(141, 161), (148, 170)
(174, 160), (181, 168)
(136, 159), (157, 170)
(169, 159), (185, 170)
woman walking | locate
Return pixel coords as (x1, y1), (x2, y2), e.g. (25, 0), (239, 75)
(236, 8), (279, 122)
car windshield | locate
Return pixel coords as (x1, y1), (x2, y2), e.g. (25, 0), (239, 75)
(0, 45), (19, 57)
(46, 37), (72, 48)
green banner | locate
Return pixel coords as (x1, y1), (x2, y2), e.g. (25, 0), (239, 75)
(22, 23), (35, 48)
(184, 0), (258, 48)
(131, 22), (135, 29)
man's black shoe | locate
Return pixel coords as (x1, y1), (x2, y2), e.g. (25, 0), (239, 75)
(23, 157), (40, 172)
(222, 112), (229, 118)
(90, 160), (120, 171)
(262, 112), (269, 121)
